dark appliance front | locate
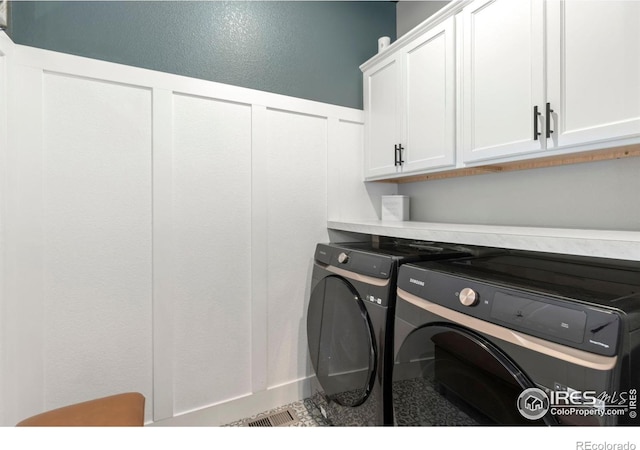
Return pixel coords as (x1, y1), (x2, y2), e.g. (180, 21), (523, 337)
(393, 251), (640, 426)
(306, 240), (473, 426)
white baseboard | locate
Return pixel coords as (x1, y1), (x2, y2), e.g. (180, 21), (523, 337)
(148, 377), (313, 427)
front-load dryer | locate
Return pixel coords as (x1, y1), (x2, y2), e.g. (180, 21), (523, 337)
(306, 240), (473, 426)
(393, 250), (640, 426)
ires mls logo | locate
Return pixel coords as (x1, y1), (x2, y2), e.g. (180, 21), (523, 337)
(517, 388), (550, 420)
(517, 387), (638, 421)
(0, 0), (6, 30)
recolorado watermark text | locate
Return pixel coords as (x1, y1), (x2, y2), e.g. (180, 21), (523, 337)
(576, 442), (636, 450)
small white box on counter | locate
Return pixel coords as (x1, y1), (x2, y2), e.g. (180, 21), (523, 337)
(381, 195), (410, 221)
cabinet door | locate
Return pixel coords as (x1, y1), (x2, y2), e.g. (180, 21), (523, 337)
(402, 16), (456, 173)
(461, 0), (545, 163)
(546, 1), (640, 148)
(364, 56), (402, 179)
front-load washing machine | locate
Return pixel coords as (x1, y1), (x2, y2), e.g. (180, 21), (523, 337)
(306, 239), (473, 426)
(392, 250), (640, 426)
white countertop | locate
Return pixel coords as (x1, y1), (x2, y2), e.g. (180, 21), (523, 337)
(328, 220), (640, 261)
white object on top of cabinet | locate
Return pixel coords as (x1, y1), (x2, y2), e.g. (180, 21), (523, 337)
(363, 16), (456, 180)
(0, 1), (7, 30)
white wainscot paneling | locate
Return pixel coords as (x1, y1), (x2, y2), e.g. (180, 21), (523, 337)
(266, 109), (329, 388)
(327, 118), (397, 222)
(3, 37), (365, 425)
(41, 73), (153, 419)
(171, 93), (252, 414)
(0, 37), (6, 427)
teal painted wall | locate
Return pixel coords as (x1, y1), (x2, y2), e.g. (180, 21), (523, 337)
(7, 1), (396, 109)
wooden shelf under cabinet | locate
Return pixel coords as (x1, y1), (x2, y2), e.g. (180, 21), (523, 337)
(372, 144), (640, 184)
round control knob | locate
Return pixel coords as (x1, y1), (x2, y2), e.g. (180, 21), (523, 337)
(459, 288), (479, 307)
(337, 252), (349, 264)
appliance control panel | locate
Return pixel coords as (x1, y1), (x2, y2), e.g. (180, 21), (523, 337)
(397, 263), (621, 357)
(315, 243), (394, 279)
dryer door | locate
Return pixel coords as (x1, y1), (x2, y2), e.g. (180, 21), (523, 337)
(307, 275), (376, 407)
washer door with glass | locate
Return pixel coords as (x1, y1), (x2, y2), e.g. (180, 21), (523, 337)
(307, 274), (377, 407)
(393, 322), (559, 426)
(393, 323), (544, 426)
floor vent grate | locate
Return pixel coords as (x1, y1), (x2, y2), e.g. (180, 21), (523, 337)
(245, 408), (299, 427)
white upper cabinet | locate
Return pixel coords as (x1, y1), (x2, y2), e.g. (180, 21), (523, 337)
(460, 0), (545, 163)
(361, 0), (640, 180)
(403, 16), (456, 174)
(546, 0), (640, 149)
(363, 55), (402, 179)
(461, 0), (640, 163)
(363, 16), (456, 180)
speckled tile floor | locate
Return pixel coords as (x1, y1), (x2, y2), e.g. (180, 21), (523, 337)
(222, 398), (329, 427)
(223, 375), (485, 427)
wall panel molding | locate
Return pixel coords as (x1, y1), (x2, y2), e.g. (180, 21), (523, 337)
(0, 36), (365, 425)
